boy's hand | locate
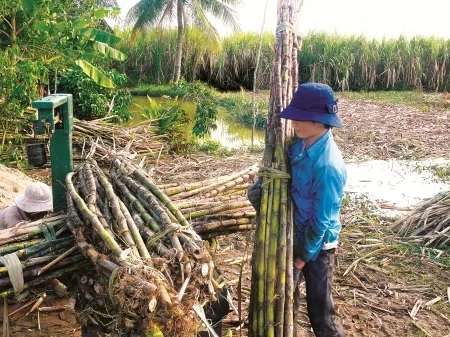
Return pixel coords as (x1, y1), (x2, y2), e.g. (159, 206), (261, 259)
(247, 178), (262, 210)
(294, 258), (305, 270)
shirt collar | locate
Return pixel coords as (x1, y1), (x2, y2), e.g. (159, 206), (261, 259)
(305, 130), (332, 161)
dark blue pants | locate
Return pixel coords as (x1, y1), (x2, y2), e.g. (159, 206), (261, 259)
(294, 249), (345, 337)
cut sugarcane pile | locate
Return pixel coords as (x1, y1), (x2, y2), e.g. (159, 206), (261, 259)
(391, 190), (450, 246)
(72, 118), (167, 163)
(159, 165), (258, 239)
(66, 158), (225, 337)
(0, 215), (86, 299)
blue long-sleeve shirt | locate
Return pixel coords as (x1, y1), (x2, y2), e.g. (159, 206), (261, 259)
(288, 130), (347, 263)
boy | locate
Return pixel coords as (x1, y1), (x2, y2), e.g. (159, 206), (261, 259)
(248, 82), (346, 336)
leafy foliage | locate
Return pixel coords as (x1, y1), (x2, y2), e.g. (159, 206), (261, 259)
(58, 68), (132, 121)
(218, 93), (267, 129)
(0, 51), (46, 145)
(173, 80), (218, 138)
(138, 96), (192, 153)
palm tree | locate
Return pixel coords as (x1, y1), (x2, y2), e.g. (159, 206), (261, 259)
(126, 0), (241, 82)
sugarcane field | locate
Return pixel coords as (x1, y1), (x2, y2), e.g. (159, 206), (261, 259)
(2, 0), (450, 337)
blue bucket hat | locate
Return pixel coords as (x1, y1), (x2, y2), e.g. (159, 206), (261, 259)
(279, 82), (343, 128)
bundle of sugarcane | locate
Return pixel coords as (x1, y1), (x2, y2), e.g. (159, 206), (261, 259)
(0, 215), (87, 299)
(72, 118), (168, 163)
(66, 158), (222, 336)
(158, 165), (259, 239)
(391, 190), (450, 247)
(249, 1), (303, 337)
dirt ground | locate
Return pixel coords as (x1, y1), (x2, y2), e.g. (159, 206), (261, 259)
(1, 97), (450, 336)
(0, 166), (36, 209)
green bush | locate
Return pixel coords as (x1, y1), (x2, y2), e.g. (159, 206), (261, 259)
(138, 96), (192, 153)
(58, 68), (132, 121)
(173, 80), (218, 138)
(219, 93), (267, 130)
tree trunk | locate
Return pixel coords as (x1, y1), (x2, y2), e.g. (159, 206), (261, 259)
(9, 9), (17, 48)
(173, 0), (183, 83)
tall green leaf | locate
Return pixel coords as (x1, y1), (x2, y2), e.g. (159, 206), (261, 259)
(75, 60), (115, 88)
(91, 41), (126, 61)
(79, 28), (121, 45)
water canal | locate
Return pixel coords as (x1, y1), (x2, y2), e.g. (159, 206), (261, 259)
(127, 96), (265, 148)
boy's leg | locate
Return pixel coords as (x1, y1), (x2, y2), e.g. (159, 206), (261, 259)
(302, 249), (345, 337)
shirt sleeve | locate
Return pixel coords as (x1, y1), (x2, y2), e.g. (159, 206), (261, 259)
(297, 165), (344, 262)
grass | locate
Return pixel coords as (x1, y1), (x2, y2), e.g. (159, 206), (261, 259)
(187, 139), (264, 156)
(336, 90), (450, 111)
(430, 164), (450, 180)
(130, 84), (192, 97)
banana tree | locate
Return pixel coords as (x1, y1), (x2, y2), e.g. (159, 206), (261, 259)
(73, 8), (127, 88)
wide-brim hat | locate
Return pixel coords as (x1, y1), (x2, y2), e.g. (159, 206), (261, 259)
(15, 182), (53, 213)
(279, 82), (343, 128)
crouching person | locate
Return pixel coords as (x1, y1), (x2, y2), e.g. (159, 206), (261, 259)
(0, 182), (53, 230)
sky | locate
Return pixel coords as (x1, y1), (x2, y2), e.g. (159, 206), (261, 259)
(116, 0), (450, 39)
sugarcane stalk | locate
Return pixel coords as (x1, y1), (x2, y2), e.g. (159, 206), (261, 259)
(0, 233), (40, 247)
(200, 176), (252, 200)
(216, 185), (251, 199)
(162, 167), (255, 197)
(254, 175), (271, 337)
(173, 192), (247, 209)
(37, 246), (79, 276)
(97, 191), (113, 226)
(177, 233), (202, 258)
(179, 202), (223, 214)
(265, 175), (275, 265)
(195, 210), (256, 222)
(0, 239), (45, 256)
(198, 225), (256, 240)
(284, 196), (294, 337)
(83, 162), (97, 207)
(266, 161), (281, 337)
(0, 222), (62, 245)
(115, 169), (183, 254)
(28, 239), (74, 259)
(66, 191), (123, 275)
(192, 218), (251, 232)
(79, 167), (115, 237)
(113, 159), (191, 229)
(0, 215), (66, 240)
(66, 172), (124, 259)
(160, 176), (232, 195)
(127, 208), (171, 257)
(94, 164), (140, 258)
(183, 200), (251, 220)
(275, 145), (288, 337)
(0, 261), (89, 298)
(11, 237), (72, 260)
(119, 200), (151, 260)
(0, 254), (84, 287)
(113, 177), (161, 232)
